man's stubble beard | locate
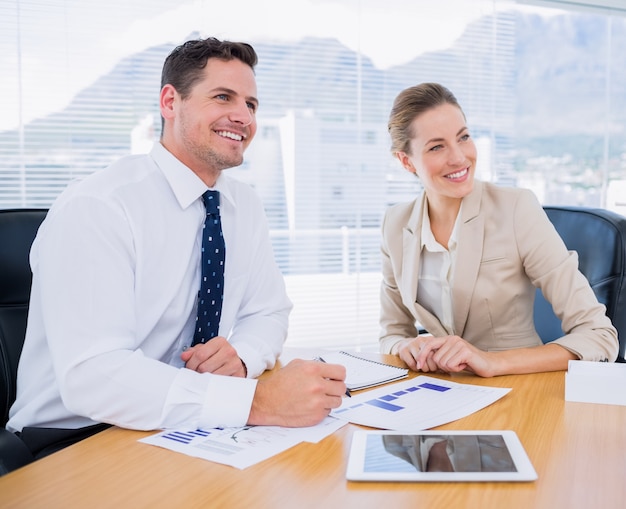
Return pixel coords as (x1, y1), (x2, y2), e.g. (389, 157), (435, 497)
(179, 115), (245, 172)
(192, 142), (243, 172)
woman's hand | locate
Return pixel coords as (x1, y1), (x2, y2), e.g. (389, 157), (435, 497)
(397, 335), (497, 377)
(395, 337), (440, 372)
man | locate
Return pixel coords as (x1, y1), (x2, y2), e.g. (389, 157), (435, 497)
(7, 37), (346, 459)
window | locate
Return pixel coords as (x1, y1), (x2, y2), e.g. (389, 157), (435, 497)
(2, 0), (625, 350)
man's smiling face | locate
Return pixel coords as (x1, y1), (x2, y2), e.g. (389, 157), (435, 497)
(161, 57), (258, 184)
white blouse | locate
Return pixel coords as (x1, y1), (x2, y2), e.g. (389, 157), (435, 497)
(416, 203), (462, 335)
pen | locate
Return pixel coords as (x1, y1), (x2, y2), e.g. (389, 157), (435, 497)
(315, 356), (351, 398)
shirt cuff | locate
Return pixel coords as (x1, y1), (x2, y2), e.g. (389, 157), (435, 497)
(199, 374), (258, 428)
(234, 342), (272, 379)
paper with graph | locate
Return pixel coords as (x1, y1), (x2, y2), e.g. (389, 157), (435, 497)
(330, 375), (511, 431)
(139, 415), (346, 469)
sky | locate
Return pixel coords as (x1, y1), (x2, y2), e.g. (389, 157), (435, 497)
(0, 0), (556, 132)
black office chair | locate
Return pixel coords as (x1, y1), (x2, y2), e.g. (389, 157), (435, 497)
(534, 205), (626, 363)
(0, 208), (48, 475)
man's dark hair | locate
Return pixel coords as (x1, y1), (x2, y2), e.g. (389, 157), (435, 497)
(161, 37), (258, 100)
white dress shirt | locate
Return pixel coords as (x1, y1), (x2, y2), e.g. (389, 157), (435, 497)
(7, 142), (292, 432)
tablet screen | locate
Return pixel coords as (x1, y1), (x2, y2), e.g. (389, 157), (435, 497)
(347, 430), (537, 482)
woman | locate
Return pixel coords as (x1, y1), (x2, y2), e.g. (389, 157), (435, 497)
(380, 82), (618, 376)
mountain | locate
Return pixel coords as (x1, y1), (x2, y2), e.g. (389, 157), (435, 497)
(515, 12), (626, 161)
(2, 10), (624, 173)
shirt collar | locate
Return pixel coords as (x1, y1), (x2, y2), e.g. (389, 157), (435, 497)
(420, 197), (462, 252)
(149, 142), (236, 210)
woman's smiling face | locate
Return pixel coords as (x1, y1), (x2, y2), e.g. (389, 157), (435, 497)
(396, 103), (477, 206)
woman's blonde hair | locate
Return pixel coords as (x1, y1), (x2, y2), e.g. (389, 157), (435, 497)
(388, 83), (463, 156)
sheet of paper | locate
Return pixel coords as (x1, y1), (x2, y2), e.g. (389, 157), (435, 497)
(330, 375), (511, 431)
(138, 416), (347, 469)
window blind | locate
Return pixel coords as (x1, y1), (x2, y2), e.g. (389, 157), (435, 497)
(2, 0), (624, 351)
(519, 0), (626, 15)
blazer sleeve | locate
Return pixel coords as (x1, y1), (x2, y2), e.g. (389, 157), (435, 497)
(515, 190), (618, 361)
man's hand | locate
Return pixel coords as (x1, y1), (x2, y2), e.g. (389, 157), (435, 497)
(247, 359), (347, 427)
(181, 336), (246, 377)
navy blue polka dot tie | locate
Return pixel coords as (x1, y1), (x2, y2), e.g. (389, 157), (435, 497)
(192, 190), (225, 346)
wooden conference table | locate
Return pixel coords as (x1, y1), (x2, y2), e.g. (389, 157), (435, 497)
(1, 353), (625, 509)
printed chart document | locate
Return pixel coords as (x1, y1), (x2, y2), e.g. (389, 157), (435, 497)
(319, 351), (409, 390)
(139, 416), (346, 470)
(331, 375), (511, 431)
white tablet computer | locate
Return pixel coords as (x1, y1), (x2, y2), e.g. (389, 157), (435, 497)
(346, 430), (537, 482)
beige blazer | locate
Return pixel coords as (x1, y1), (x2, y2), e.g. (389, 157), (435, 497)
(379, 180), (618, 362)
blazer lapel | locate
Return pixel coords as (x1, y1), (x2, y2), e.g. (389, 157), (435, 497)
(453, 181), (484, 337)
(401, 194), (450, 338)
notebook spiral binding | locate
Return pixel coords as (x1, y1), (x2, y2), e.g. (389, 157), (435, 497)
(339, 351), (407, 371)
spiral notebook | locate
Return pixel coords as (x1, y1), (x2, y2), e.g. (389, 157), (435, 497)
(320, 351), (409, 391)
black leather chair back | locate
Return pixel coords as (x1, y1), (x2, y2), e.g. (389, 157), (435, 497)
(0, 209), (47, 426)
(534, 206), (626, 362)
